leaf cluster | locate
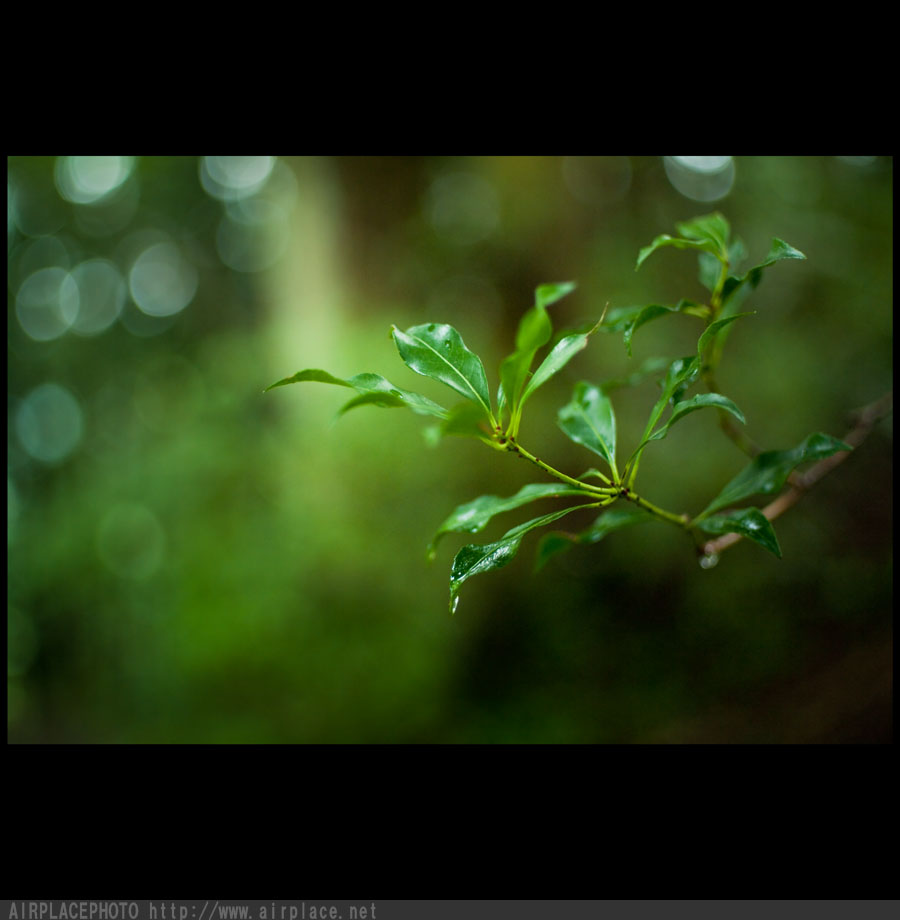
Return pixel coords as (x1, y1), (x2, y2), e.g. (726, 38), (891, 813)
(267, 213), (851, 612)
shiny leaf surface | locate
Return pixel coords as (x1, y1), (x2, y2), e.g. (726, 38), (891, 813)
(696, 508), (782, 558)
(518, 326), (596, 411)
(265, 369), (449, 418)
(699, 433), (852, 518)
(449, 503), (599, 613)
(675, 212), (730, 251)
(428, 481), (596, 560)
(535, 281), (578, 311)
(639, 393), (745, 448)
(392, 323), (493, 420)
(641, 356), (700, 440)
(699, 238), (747, 291)
(599, 306), (643, 333)
(499, 282), (575, 419)
(636, 233), (720, 270)
(696, 312), (754, 357)
(557, 382), (617, 470)
(721, 237), (806, 302)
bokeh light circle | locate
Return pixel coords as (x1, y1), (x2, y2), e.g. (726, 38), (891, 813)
(129, 242), (198, 317)
(70, 259), (126, 335)
(15, 267), (80, 341)
(55, 156), (136, 205)
(664, 155), (735, 202)
(200, 156), (276, 202)
(15, 382), (84, 464)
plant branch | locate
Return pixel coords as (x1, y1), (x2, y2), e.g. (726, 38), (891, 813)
(507, 440), (618, 497)
(622, 489), (690, 529)
(699, 390), (892, 557)
(702, 367), (764, 458)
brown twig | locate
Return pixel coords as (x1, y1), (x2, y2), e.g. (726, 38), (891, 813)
(700, 390), (893, 557)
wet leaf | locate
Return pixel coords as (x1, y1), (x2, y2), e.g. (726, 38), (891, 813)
(636, 234), (720, 270)
(265, 369), (449, 418)
(392, 323), (493, 421)
(699, 238), (746, 291)
(721, 237), (806, 303)
(638, 393), (745, 449)
(676, 212), (730, 251)
(428, 481), (596, 559)
(449, 503), (599, 613)
(696, 507), (782, 558)
(518, 325), (597, 413)
(557, 382), (617, 471)
(696, 312), (754, 357)
(499, 282), (575, 423)
(698, 433), (852, 518)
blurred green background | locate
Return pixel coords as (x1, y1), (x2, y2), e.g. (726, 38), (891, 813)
(7, 155), (892, 743)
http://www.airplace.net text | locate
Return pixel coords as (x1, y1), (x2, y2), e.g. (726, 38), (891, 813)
(6, 904), (377, 920)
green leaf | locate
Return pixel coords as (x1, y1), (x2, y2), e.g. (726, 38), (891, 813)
(675, 213), (730, 251)
(265, 368), (355, 391)
(697, 312), (753, 357)
(557, 382), (617, 472)
(499, 282), (575, 422)
(636, 234), (720, 270)
(535, 281), (577, 311)
(720, 237), (806, 303)
(623, 299), (709, 357)
(337, 374), (450, 418)
(623, 305), (670, 357)
(625, 355), (700, 477)
(535, 504), (652, 571)
(428, 482), (595, 560)
(699, 238), (746, 291)
(518, 325), (597, 413)
(423, 401), (497, 446)
(265, 368), (449, 418)
(337, 391), (406, 414)
(696, 508), (782, 558)
(642, 356), (701, 439)
(599, 306), (643, 333)
(760, 237), (806, 268)
(441, 401), (495, 438)
(698, 433), (852, 519)
(449, 503), (599, 613)
(578, 468), (614, 484)
(392, 323), (493, 422)
(639, 393), (745, 448)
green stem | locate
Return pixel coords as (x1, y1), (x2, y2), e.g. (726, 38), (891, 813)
(699, 251), (765, 458)
(709, 252), (729, 315)
(622, 489), (689, 529)
(509, 441), (618, 496)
